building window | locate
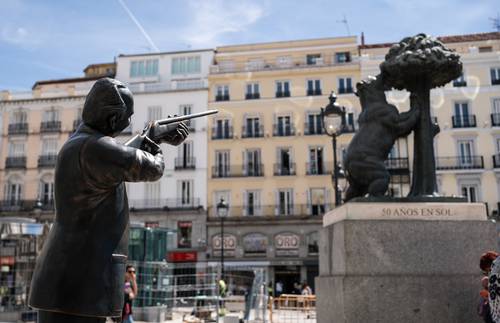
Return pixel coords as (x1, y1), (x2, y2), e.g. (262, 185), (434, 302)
(130, 59), (159, 77)
(5, 176), (23, 205)
(308, 147), (324, 175)
(214, 150), (230, 177)
(39, 175), (54, 206)
(10, 110), (27, 124)
(275, 115), (292, 136)
(457, 140), (474, 166)
(335, 52), (351, 63)
(491, 68), (500, 85)
(276, 147), (293, 175)
(178, 180), (193, 207)
(307, 80), (322, 96)
(492, 98), (500, 126)
(147, 106), (162, 122)
(276, 56), (292, 67)
(213, 119), (232, 139)
(345, 112), (356, 132)
(307, 232), (319, 254)
(145, 181), (161, 208)
(177, 221), (192, 248)
(246, 58), (264, 71)
(453, 102), (475, 127)
(215, 85), (230, 101)
(244, 149), (262, 176)
(461, 184), (479, 202)
(8, 141), (25, 157)
(305, 113), (323, 135)
(176, 141), (194, 169)
(453, 73), (467, 87)
(306, 54), (321, 65)
(277, 189), (293, 215)
(179, 104), (194, 130)
(243, 117), (262, 138)
(276, 81), (291, 97)
(244, 190), (261, 216)
(245, 83), (260, 99)
(213, 190), (230, 217)
(41, 138), (57, 155)
(338, 78), (353, 94)
(43, 109), (59, 122)
(309, 188), (326, 215)
(172, 56), (201, 75)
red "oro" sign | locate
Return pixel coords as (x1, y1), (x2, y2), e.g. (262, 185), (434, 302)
(275, 233), (299, 249)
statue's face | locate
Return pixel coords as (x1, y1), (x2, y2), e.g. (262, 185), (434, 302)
(110, 87), (134, 137)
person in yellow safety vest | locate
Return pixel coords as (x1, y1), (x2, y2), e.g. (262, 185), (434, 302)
(219, 280), (227, 298)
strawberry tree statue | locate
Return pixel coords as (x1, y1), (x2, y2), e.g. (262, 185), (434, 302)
(380, 33), (462, 197)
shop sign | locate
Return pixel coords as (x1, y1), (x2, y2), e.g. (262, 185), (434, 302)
(212, 234), (237, 250)
(275, 233), (300, 256)
(168, 251), (197, 263)
(243, 233), (268, 254)
(0, 256), (14, 266)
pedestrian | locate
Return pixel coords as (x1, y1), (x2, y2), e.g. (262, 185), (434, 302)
(275, 281), (283, 297)
(122, 265), (138, 323)
(301, 282), (312, 296)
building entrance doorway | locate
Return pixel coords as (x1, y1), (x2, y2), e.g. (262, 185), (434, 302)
(274, 265), (301, 294)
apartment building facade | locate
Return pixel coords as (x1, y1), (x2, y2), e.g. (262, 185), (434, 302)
(115, 49), (214, 264)
(360, 32), (500, 213)
(206, 37), (364, 292)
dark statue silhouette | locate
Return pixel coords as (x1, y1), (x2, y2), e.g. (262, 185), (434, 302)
(29, 78), (188, 322)
(345, 33), (462, 200)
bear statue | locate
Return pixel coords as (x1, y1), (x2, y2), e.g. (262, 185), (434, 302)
(343, 75), (419, 201)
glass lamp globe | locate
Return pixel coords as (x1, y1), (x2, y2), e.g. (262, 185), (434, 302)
(217, 198), (229, 217)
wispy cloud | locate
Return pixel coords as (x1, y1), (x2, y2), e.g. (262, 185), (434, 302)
(184, 0), (267, 47)
(1, 26), (32, 45)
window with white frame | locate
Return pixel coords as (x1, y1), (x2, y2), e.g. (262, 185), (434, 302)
(179, 104), (194, 129)
(277, 188), (293, 215)
(215, 85), (229, 101)
(213, 190), (230, 217)
(177, 141), (194, 168)
(306, 54), (321, 65)
(308, 146), (324, 174)
(276, 56), (292, 67)
(453, 72), (467, 87)
(178, 180), (193, 206)
(130, 59), (159, 77)
(335, 52), (351, 63)
(307, 231), (319, 254)
(457, 139), (475, 166)
(147, 106), (162, 122)
(244, 149), (262, 176)
(8, 141), (25, 157)
(10, 110), (27, 124)
(5, 175), (23, 204)
(244, 190), (261, 216)
(214, 118), (231, 139)
(41, 138), (58, 156)
(458, 178), (481, 202)
(309, 188), (326, 215)
(276, 147), (293, 175)
(491, 67), (500, 85)
(214, 150), (230, 177)
(145, 181), (161, 208)
(276, 81), (290, 97)
(453, 101), (474, 127)
(39, 174), (54, 205)
(171, 56), (200, 75)
(306, 79), (322, 96)
(338, 77), (353, 94)
(243, 116), (262, 138)
(492, 98), (500, 126)
(43, 109), (59, 122)
(305, 112), (323, 135)
(245, 83), (260, 99)
(275, 115), (292, 136)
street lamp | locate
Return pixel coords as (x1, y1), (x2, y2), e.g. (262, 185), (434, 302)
(216, 198), (228, 279)
(321, 92), (346, 206)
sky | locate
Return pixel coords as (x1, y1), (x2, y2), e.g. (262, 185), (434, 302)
(0, 0), (498, 91)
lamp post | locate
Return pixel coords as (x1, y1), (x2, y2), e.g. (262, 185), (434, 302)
(216, 198), (228, 279)
(321, 92), (346, 206)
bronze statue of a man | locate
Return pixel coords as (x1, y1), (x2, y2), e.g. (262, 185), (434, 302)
(29, 78), (188, 322)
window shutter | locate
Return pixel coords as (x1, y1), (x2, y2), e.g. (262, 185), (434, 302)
(242, 191), (247, 216)
(306, 189), (311, 215)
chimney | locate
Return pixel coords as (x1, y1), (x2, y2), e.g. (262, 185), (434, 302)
(361, 32), (365, 46)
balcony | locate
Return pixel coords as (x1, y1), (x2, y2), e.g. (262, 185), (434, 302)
(452, 115), (476, 128)
(5, 156), (26, 169)
(491, 114), (500, 127)
(304, 122), (324, 135)
(275, 91), (291, 98)
(174, 157), (196, 170)
(245, 93), (260, 100)
(241, 125), (264, 138)
(38, 154), (57, 168)
(436, 156), (484, 170)
(306, 162), (332, 175)
(215, 94), (230, 101)
(211, 126), (233, 140)
(385, 157), (409, 174)
(273, 124), (295, 137)
(40, 121), (61, 133)
(211, 164), (264, 178)
(338, 87), (354, 94)
(493, 155), (500, 168)
(8, 123), (28, 135)
(273, 163), (296, 176)
(129, 198), (202, 211)
(208, 203), (334, 218)
(0, 199), (54, 212)
(306, 89), (322, 96)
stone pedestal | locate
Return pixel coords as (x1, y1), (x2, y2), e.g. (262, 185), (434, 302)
(316, 202), (497, 323)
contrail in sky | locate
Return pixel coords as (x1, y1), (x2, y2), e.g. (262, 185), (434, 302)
(117, 0), (160, 52)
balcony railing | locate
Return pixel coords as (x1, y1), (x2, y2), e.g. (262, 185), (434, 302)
(208, 203), (335, 218)
(385, 157), (409, 174)
(8, 123), (28, 135)
(245, 93), (260, 100)
(211, 126), (233, 140)
(174, 157), (196, 170)
(491, 114), (500, 127)
(303, 123), (324, 135)
(215, 94), (230, 101)
(273, 124), (295, 136)
(306, 89), (322, 96)
(275, 91), (291, 98)
(5, 156), (26, 169)
(452, 115), (476, 128)
(306, 162), (332, 175)
(493, 155), (500, 168)
(436, 156), (484, 170)
(273, 163), (296, 176)
(338, 87), (354, 94)
(211, 164), (264, 178)
(40, 121), (61, 133)
(129, 198), (202, 211)
(0, 199), (54, 212)
(38, 154), (57, 168)
(241, 125), (264, 138)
